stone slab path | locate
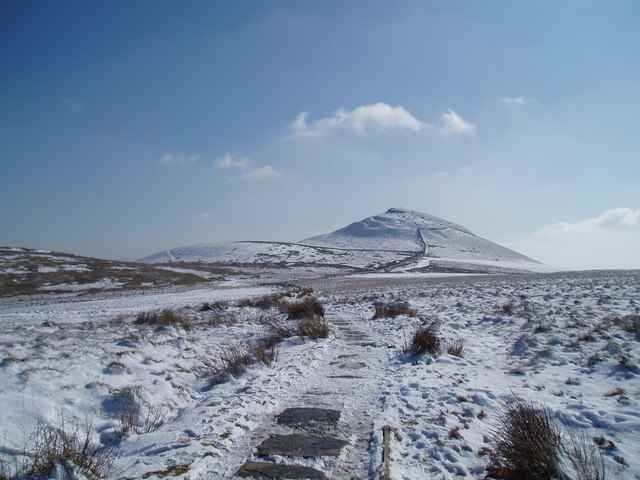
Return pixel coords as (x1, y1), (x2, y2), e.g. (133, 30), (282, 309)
(233, 312), (394, 479)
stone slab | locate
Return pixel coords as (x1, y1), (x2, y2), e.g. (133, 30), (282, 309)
(236, 460), (329, 479)
(257, 434), (348, 457)
(277, 407), (341, 427)
(338, 362), (367, 369)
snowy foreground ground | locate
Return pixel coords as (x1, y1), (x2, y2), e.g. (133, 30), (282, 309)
(1, 270), (639, 479)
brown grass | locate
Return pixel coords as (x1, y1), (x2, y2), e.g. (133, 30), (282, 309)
(251, 339), (279, 366)
(0, 419), (116, 479)
(487, 400), (606, 480)
(487, 400), (561, 480)
(446, 338), (466, 358)
(238, 294), (286, 310)
(285, 296), (325, 320)
(622, 314), (640, 335)
(134, 309), (190, 327)
(373, 302), (416, 319)
(297, 316), (330, 339)
(264, 317), (297, 340)
(407, 325), (441, 356)
(110, 386), (168, 437)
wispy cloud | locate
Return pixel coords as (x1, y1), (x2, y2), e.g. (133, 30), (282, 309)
(62, 97), (83, 113)
(213, 152), (251, 169)
(498, 96), (535, 107)
(159, 153), (201, 165)
(537, 208), (640, 236)
(239, 165), (282, 181)
(213, 152), (282, 181)
(436, 109), (476, 137)
(290, 103), (426, 137)
(507, 208), (640, 270)
(195, 212), (216, 221)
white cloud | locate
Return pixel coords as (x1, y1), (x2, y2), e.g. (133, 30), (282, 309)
(498, 96), (535, 106)
(214, 153), (251, 169)
(290, 103), (426, 137)
(160, 153), (201, 165)
(507, 208), (640, 270)
(436, 109), (476, 137)
(239, 165), (282, 181)
(538, 208), (640, 235)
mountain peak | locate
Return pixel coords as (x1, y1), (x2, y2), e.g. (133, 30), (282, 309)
(301, 208), (475, 252)
(301, 208), (538, 266)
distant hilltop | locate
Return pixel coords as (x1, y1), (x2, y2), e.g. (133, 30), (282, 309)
(140, 208), (555, 275)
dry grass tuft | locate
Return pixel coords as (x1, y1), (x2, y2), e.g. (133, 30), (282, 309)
(135, 309), (190, 328)
(250, 337), (280, 366)
(446, 338), (466, 358)
(112, 386), (168, 437)
(487, 399), (607, 480)
(285, 296), (325, 320)
(622, 314), (640, 335)
(487, 400), (561, 479)
(373, 302), (416, 319)
(565, 432), (607, 480)
(264, 317), (297, 340)
(407, 325), (441, 356)
(297, 316), (330, 339)
(0, 419), (116, 479)
(217, 343), (254, 377)
(500, 302), (516, 316)
(239, 294), (286, 310)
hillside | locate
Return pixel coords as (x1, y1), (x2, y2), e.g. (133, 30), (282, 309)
(140, 208), (554, 274)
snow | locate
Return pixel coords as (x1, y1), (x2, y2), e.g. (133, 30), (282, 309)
(39, 278), (125, 291)
(139, 241), (412, 271)
(38, 264), (92, 273)
(1, 269), (639, 479)
(302, 208), (473, 252)
(139, 208), (552, 275)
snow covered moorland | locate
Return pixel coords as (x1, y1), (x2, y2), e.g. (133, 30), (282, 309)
(0, 210), (639, 479)
(0, 268), (639, 479)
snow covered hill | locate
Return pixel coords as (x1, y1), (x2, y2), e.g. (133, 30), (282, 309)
(301, 208), (554, 273)
(302, 208), (534, 261)
(140, 208), (555, 274)
(138, 241), (412, 271)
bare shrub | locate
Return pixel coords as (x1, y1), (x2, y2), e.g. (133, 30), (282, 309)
(285, 296), (325, 320)
(487, 400), (561, 480)
(501, 302), (516, 316)
(199, 302), (213, 312)
(251, 339), (279, 366)
(297, 316), (330, 339)
(239, 294), (286, 310)
(446, 338), (466, 358)
(408, 325), (441, 356)
(112, 386), (168, 436)
(199, 300), (230, 311)
(201, 312), (237, 326)
(622, 314), (640, 335)
(264, 317), (296, 340)
(134, 309), (190, 327)
(217, 343), (253, 377)
(2, 419), (115, 479)
(486, 400), (605, 480)
(564, 432), (607, 480)
(208, 338), (280, 386)
(373, 302), (416, 319)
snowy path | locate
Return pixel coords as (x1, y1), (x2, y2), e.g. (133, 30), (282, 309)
(213, 309), (396, 478)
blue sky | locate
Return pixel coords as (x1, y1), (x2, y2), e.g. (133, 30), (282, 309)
(1, 1), (639, 269)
